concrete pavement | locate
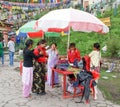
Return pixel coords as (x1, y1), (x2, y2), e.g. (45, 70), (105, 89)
(0, 54), (120, 107)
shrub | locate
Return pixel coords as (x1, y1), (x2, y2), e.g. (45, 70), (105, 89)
(106, 36), (120, 58)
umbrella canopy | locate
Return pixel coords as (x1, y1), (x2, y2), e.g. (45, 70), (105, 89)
(27, 30), (44, 38)
(35, 8), (109, 34)
(19, 20), (38, 33)
(17, 32), (27, 38)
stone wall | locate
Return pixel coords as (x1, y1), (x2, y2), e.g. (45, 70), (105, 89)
(101, 57), (120, 72)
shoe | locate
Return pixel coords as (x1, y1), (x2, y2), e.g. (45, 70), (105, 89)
(94, 94), (97, 100)
(24, 94), (32, 98)
(39, 91), (46, 95)
(85, 100), (90, 104)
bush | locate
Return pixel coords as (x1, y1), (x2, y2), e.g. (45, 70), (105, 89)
(106, 36), (120, 58)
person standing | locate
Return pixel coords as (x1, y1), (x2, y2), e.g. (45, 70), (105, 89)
(46, 43), (59, 86)
(22, 39), (42, 98)
(0, 37), (4, 65)
(32, 39), (48, 95)
(7, 37), (15, 66)
(88, 42), (101, 100)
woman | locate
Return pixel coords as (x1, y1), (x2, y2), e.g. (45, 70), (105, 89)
(32, 39), (47, 95)
(47, 43), (59, 86)
(22, 39), (42, 98)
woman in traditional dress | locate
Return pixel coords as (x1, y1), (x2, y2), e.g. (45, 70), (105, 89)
(46, 43), (59, 86)
(22, 39), (42, 98)
(32, 39), (47, 95)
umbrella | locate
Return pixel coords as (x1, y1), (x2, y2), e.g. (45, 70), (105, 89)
(34, 8), (109, 48)
(27, 30), (44, 38)
(19, 20), (38, 33)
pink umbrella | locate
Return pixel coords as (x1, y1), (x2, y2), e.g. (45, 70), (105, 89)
(34, 8), (109, 47)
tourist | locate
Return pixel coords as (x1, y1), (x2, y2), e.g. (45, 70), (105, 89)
(7, 36), (15, 66)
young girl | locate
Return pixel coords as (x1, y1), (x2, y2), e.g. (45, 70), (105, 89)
(22, 39), (42, 98)
(46, 43), (59, 86)
(67, 43), (81, 64)
(67, 43), (81, 79)
(89, 43), (101, 100)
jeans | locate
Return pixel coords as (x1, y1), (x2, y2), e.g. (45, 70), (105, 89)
(0, 53), (4, 65)
(9, 51), (14, 66)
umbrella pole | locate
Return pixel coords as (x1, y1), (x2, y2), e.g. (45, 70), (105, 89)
(67, 26), (71, 51)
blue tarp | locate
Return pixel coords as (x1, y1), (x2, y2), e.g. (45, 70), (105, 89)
(17, 32), (27, 38)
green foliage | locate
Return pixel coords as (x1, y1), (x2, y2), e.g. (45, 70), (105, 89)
(106, 36), (120, 58)
(31, 38), (41, 48)
(45, 37), (67, 55)
(34, 11), (49, 20)
(103, 10), (113, 17)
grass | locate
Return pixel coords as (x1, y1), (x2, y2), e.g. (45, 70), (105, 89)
(98, 70), (120, 104)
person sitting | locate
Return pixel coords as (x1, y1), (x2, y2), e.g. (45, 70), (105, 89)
(67, 42), (81, 79)
(67, 42), (81, 65)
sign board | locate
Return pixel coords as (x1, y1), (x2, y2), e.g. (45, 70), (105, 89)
(99, 17), (111, 27)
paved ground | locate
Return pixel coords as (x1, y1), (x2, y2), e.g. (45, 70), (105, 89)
(0, 54), (120, 107)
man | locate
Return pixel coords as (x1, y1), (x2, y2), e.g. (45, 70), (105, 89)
(7, 36), (15, 66)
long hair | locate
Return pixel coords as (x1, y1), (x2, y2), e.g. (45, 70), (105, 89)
(37, 39), (46, 46)
(94, 43), (100, 50)
(23, 39), (33, 54)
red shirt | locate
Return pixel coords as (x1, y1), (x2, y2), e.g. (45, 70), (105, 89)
(68, 48), (81, 63)
(34, 46), (47, 63)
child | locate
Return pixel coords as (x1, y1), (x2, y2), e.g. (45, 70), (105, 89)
(67, 43), (81, 64)
(67, 43), (81, 79)
(89, 43), (101, 100)
(22, 39), (42, 98)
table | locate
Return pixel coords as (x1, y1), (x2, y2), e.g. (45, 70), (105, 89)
(51, 67), (84, 98)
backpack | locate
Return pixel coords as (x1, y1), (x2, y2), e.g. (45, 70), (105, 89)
(82, 55), (90, 71)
